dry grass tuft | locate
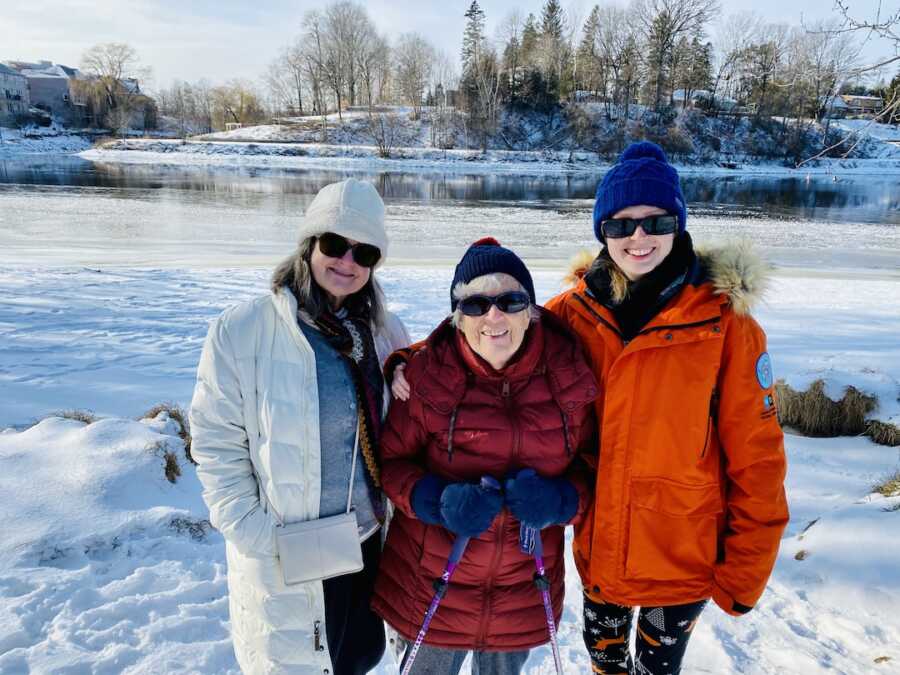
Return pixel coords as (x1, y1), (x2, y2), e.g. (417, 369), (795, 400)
(169, 516), (211, 541)
(148, 440), (182, 483)
(873, 470), (900, 499)
(775, 380), (877, 438)
(865, 420), (900, 447)
(52, 409), (98, 425)
(142, 402), (195, 465)
(163, 451), (181, 483)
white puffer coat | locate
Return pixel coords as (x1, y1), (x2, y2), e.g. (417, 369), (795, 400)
(190, 287), (409, 675)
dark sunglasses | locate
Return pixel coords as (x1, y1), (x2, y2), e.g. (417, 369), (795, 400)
(317, 232), (381, 267)
(601, 214), (678, 239)
(457, 291), (531, 317)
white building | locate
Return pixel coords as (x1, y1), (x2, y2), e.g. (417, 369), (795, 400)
(0, 63), (29, 125)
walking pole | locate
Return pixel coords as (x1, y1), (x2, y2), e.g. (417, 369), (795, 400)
(400, 534), (469, 675)
(521, 525), (563, 675)
(401, 476), (501, 675)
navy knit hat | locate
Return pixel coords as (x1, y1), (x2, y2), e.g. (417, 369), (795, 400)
(450, 237), (536, 310)
(592, 141), (687, 241)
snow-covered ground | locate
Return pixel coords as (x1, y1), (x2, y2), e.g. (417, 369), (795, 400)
(0, 264), (898, 674)
(0, 128), (91, 157)
(0, 265), (897, 429)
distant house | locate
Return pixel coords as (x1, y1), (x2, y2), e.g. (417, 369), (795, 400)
(821, 94), (884, 119)
(3, 60), (88, 126)
(672, 89), (737, 112)
(0, 63), (29, 125)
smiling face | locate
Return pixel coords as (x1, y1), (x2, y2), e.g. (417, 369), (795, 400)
(605, 204), (676, 281)
(457, 274), (531, 371)
(309, 235), (371, 307)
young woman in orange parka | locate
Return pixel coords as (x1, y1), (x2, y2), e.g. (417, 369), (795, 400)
(545, 141), (789, 674)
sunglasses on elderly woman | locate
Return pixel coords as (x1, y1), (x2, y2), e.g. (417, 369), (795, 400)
(600, 214), (678, 239)
(457, 291), (531, 317)
(317, 232), (381, 267)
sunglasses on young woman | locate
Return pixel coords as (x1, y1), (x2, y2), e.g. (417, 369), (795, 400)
(457, 291), (531, 317)
(601, 214), (678, 239)
(317, 232), (381, 268)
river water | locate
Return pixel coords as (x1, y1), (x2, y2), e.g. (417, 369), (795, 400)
(1, 155), (899, 271)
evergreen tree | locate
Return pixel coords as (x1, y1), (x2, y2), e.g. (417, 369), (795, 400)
(539, 0), (566, 100)
(577, 5), (602, 95)
(461, 0), (486, 77)
(541, 0), (564, 42)
(521, 13), (540, 64)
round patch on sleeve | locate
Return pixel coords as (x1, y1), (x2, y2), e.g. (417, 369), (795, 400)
(755, 352), (774, 389)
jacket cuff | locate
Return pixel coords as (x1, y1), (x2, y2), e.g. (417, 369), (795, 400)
(711, 581), (754, 617)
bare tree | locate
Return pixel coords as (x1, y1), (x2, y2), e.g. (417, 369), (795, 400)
(709, 12), (760, 114)
(634, 0), (720, 110)
(78, 42), (152, 132)
(497, 9), (525, 99)
(211, 80), (266, 129)
(394, 33), (435, 119)
(357, 33), (390, 108)
(367, 112), (403, 157)
(430, 50), (459, 148)
(597, 4), (640, 119)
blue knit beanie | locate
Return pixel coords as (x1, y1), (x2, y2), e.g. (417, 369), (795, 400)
(450, 237), (536, 310)
(592, 141), (687, 241)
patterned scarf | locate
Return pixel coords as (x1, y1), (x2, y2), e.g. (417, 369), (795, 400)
(310, 306), (386, 522)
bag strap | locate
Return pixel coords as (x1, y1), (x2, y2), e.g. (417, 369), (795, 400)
(346, 411), (360, 515)
(257, 416), (361, 527)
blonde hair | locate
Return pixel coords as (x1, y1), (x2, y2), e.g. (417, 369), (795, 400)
(450, 273), (540, 327)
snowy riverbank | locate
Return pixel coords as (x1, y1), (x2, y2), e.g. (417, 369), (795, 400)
(0, 128), (91, 157)
(80, 138), (900, 177)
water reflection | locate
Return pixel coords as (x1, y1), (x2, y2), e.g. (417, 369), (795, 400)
(0, 156), (899, 225)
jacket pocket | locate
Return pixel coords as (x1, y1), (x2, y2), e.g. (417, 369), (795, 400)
(624, 478), (722, 582)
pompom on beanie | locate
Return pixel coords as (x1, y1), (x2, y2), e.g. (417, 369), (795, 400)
(450, 237), (536, 310)
(592, 141), (687, 241)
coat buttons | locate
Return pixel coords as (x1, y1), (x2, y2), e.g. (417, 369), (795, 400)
(713, 325), (721, 333)
(664, 333), (673, 341)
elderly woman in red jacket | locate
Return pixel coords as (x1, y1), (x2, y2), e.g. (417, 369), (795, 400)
(371, 238), (597, 674)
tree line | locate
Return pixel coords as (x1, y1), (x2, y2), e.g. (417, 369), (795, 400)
(145, 0), (896, 146)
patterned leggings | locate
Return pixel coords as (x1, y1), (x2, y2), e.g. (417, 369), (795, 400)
(582, 594), (707, 675)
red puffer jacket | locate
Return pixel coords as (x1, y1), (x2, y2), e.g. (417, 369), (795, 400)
(371, 310), (598, 651)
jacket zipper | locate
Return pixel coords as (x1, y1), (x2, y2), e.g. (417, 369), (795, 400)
(501, 379), (521, 463)
(313, 620), (324, 652)
(476, 509), (507, 648)
(574, 292), (721, 345)
(700, 388), (719, 459)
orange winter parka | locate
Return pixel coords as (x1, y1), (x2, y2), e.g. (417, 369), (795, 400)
(545, 243), (789, 616)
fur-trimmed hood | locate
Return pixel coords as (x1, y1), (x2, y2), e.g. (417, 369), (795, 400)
(563, 240), (769, 316)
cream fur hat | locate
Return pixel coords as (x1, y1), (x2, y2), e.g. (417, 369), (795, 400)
(298, 179), (388, 265)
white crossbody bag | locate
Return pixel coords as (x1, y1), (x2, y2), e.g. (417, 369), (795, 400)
(263, 421), (365, 586)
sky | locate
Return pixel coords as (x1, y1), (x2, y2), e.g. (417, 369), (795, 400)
(2, 0), (897, 93)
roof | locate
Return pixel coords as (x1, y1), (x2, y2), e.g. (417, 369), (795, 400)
(0, 63), (26, 78)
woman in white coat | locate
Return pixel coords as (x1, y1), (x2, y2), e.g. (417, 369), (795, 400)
(190, 178), (409, 675)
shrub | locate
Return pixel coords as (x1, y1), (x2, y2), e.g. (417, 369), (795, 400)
(775, 379), (877, 437)
(52, 409), (98, 424)
(169, 516), (212, 541)
(142, 403), (195, 464)
(865, 420), (900, 447)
